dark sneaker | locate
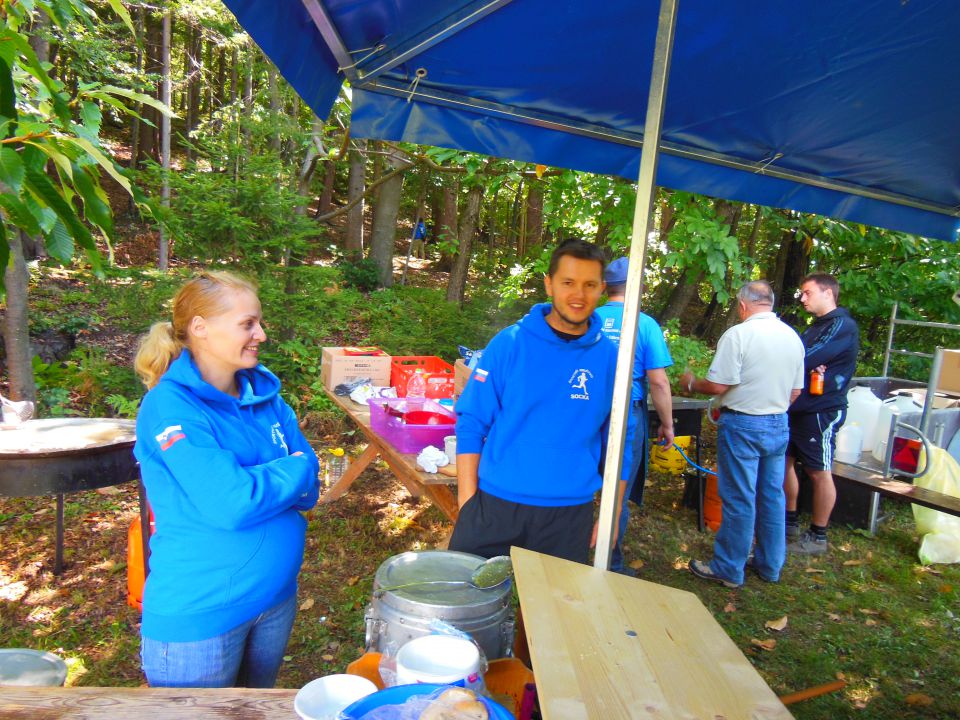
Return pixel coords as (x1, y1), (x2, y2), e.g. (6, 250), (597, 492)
(612, 566), (638, 578)
(689, 559), (741, 589)
(744, 555), (778, 583)
(788, 530), (828, 555)
(786, 523), (801, 540)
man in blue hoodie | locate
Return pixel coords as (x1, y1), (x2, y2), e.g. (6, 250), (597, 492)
(784, 273), (860, 555)
(449, 239), (634, 564)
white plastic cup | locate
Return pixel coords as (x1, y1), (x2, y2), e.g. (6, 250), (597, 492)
(444, 435), (457, 463)
(294, 674), (377, 720)
(395, 635), (480, 686)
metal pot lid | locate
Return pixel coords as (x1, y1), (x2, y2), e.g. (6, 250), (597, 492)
(0, 418), (135, 455)
(373, 551), (509, 608)
(0, 649), (68, 686)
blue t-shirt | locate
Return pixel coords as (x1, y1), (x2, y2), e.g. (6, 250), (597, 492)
(595, 301), (673, 401)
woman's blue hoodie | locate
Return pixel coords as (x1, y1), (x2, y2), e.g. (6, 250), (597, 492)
(456, 303), (634, 506)
(134, 350), (320, 642)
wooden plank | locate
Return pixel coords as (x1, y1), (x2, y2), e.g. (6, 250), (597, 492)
(0, 687), (296, 720)
(833, 457), (960, 517)
(511, 547), (792, 720)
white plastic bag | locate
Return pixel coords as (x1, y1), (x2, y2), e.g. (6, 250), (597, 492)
(912, 446), (960, 564)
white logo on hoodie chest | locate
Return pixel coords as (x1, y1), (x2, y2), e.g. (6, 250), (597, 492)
(271, 422), (289, 453)
(568, 368), (594, 400)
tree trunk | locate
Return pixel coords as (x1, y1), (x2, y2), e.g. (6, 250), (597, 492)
(230, 47), (239, 104)
(268, 65), (281, 154)
(316, 160), (336, 216)
(446, 184), (483, 304)
(523, 180), (544, 251)
(433, 180), (459, 272)
(138, 11), (162, 165)
(128, 3), (145, 177)
(344, 139), (366, 259)
(369, 150), (408, 287)
(2, 232), (38, 402)
(658, 268), (705, 325)
(204, 37), (214, 121)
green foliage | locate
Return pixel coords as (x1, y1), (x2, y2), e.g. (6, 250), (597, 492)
(337, 258), (380, 292)
(32, 347), (141, 417)
(0, 0), (163, 292)
(661, 318), (713, 386)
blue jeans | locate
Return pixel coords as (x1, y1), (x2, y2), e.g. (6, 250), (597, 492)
(611, 400), (648, 572)
(710, 412), (789, 584)
(141, 592), (297, 688)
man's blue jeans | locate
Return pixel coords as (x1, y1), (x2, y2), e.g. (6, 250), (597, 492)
(610, 400), (648, 572)
(710, 411), (789, 584)
(141, 592), (297, 688)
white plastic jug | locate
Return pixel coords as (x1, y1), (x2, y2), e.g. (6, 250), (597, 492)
(871, 395), (921, 457)
(835, 423), (864, 464)
(845, 386), (882, 450)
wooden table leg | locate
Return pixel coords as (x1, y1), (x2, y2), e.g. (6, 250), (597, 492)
(320, 444), (379, 503)
(380, 455), (425, 499)
(422, 484), (459, 523)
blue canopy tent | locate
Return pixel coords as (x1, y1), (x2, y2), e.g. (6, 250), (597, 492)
(221, 0), (960, 567)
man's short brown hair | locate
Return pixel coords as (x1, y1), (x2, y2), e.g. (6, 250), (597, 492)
(802, 273), (840, 303)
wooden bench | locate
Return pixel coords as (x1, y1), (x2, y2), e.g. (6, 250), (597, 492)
(832, 454), (960, 534)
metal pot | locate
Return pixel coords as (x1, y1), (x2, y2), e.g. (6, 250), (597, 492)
(365, 550), (515, 660)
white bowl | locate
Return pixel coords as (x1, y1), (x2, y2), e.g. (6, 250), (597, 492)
(294, 674), (378, 720)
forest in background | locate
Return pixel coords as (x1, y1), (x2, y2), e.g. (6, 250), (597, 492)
(4, 0), (960, 405)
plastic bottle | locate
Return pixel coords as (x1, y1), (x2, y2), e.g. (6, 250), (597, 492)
(810, 368), (824, 395)
(407, 369), (427, 400)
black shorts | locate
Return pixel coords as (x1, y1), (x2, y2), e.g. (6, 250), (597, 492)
(787, 409), (846, 471)
(448, 489), (593, 564)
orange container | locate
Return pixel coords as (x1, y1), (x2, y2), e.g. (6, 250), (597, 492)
(127, 511), (155, 611)
(704, 470), (722, 532)
(391, 356), (456, 398)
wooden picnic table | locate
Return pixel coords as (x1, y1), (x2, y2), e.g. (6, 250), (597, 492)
(320, 387), (459, 521)
(511, 546), (794, 720)
(0, 686), (296, 719)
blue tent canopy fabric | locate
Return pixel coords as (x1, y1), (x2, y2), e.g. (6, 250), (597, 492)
(222, 0), (960, 241)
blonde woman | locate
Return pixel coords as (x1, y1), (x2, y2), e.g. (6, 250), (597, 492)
(133, 272), (319, 688)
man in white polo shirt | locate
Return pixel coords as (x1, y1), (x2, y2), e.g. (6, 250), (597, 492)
(680, 281), (804, 588)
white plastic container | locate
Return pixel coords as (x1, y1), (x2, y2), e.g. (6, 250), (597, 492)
(294, 674), (377, 720)
(835, 423), (864, 464)
(871, 396), (920, 456)
(845, 386), (882, 451)
(444, 435), (457, 463)
(395, 635), (481, 686)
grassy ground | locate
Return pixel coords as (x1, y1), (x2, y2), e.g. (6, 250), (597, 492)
(1, 446), (957, 719)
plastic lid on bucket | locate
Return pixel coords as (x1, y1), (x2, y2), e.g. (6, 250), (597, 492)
(0, 649), (68, 686)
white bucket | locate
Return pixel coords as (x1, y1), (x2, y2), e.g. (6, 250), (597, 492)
(871, 395), (920, 456)
(835, 423), (864, 464)
(395, 635), (481, 686)
(294, 674), (377, 720)
(444, 435), (457, 462)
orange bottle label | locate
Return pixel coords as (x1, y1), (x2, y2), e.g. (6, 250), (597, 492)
(810, 370), (824, 395)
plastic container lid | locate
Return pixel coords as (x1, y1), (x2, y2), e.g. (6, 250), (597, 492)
(342, 683), (513, 720)
(0, 649), (68, 686)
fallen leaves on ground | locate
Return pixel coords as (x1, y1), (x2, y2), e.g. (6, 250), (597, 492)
(764, 615), (788, 632)
(827, 612), (842, 622)
(750, 638), (777, 651)
(805, 568), (826, 573)
(905, 693), (933, 706)
(300, 597), (315, 611)
(629, 559), (645, 570)
(723, 602), (736, 613)
(865, 619), (878, 627)
(859, 608), (879, 615)
(673, 557), (688, 570)
(843, 559), (863, 566)
(346, 576), (360, 586)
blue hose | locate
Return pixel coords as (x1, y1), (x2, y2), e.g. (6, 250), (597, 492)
(670, 442), (717, 477)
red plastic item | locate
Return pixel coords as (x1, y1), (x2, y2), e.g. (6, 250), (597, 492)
(704, 470), (722, 532)
(127, 509), (155, 611)
(391, 356), (456, 398)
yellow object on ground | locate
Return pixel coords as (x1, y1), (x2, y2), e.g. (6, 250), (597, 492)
(650, 435), (692, 476)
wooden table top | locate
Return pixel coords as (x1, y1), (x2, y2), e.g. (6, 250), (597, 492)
(0, 687), (297, 720)
(511, 546), (793, 720)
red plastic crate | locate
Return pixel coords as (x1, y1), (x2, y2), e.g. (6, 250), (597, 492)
(368, 398), (456, 454)
(391, 356), (456, 398)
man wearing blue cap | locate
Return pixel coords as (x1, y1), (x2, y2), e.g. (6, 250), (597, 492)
(595, 257), (674, 575)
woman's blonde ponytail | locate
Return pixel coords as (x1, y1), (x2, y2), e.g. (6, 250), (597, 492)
(134, 322), (182, 389)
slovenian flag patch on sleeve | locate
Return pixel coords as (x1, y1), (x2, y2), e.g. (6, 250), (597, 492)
(156, 425), (186, 451)
(474, 368), (488, 383)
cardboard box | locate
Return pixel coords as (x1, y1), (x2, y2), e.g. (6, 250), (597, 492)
(321, 347), (391, 390)
(937, 349), (960, 395)
(454, 358), (472, 398)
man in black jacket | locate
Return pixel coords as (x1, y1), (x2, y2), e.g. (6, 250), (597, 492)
(784, 273), (859, 555)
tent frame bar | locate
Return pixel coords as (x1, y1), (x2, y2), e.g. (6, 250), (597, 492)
(594, 0), (678, 570)
(360, 77), (957, 219)
(301, 0), (358, 80)
(353, 0), (515, 83)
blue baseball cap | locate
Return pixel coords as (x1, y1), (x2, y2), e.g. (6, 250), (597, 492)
(605, 257), (629, 284)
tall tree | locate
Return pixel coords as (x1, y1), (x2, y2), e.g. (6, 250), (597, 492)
(344, 139), (366, 259)
(368, 149), (408, 287)
(446, 183), (483, 304)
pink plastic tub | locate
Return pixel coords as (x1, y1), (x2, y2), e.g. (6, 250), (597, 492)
(368, 398), (456, 454)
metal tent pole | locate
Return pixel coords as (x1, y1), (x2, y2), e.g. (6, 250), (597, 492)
(594, 0), (678, 570)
